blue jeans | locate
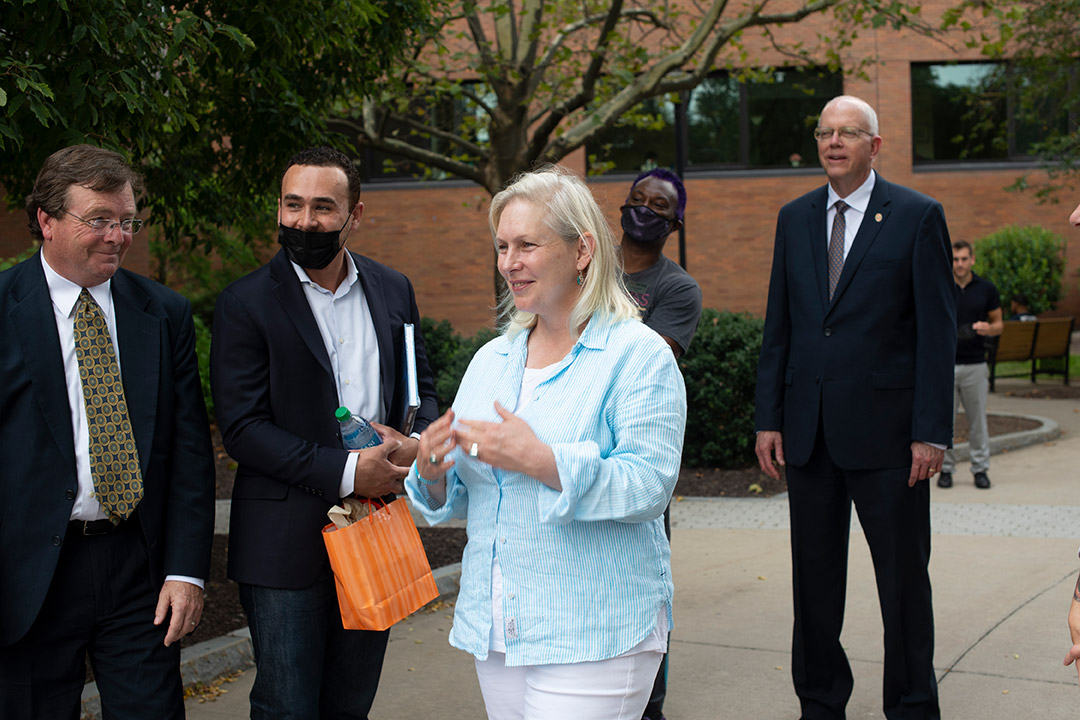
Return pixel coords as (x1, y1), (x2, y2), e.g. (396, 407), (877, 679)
(239, 569), (390, 720)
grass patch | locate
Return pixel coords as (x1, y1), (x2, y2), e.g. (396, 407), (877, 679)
(994, 354), (1080, 380)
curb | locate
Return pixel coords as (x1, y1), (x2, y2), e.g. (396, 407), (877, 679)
(79, 563), (464, 720)
(948, 412), (1060, 462)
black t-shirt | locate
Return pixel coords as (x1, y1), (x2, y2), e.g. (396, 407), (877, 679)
(955, 272), (1001, 364)
(623, 255), (702, 354)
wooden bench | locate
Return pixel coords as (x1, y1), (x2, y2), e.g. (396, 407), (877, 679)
(988, 317), (1074, 390)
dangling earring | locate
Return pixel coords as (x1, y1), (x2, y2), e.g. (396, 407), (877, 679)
(576, 270), (584, 286)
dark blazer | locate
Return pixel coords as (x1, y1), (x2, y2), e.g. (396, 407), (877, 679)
(0, 252), (215, 646)
(755, 175), (957, 470)
(211, 249), (439, 590)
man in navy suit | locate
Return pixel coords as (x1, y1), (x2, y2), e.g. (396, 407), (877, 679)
(211, 147), (438, 719)
(755, 96), (956, 719)
(0, 145), (215, 718)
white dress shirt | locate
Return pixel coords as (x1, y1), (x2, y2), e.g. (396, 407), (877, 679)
(826, 169), (877, 260)
(290, 252), (382, 497)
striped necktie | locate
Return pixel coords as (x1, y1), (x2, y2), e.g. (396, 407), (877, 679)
(74, 288), (143, 523)
(827, 200), (849, 300)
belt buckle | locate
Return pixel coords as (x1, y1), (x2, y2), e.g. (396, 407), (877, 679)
(80, 520), (113, 536)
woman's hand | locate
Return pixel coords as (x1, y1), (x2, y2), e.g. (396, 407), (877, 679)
(416, 409), (457, 487)
(1064, 572), (1080, 687)
(456, 402), (561, 490)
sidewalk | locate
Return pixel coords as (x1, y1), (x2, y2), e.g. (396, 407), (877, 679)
(180, 381), (1080, 719)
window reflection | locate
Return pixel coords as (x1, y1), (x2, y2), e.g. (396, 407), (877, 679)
(588, 67), (841, 174)
(911, 62), (1066, 163)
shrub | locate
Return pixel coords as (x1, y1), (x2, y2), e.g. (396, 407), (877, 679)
(678, 308), (764, 469)
(974, 225), (1065, 314)
(419, 318), (497, 414)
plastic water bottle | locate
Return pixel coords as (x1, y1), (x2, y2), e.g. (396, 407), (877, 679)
(335, 406), (382, 450)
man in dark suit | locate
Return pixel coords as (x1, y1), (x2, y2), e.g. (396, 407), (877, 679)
(211, 146), (438, 719)
(0, 145), (215, 718)
(755, 96), (956, 720)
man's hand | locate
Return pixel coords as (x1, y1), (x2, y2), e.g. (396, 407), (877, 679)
(154, 580), (203, 647)
(371, 421), (419, 467)
(755, 431), (785, 481)
(351, 441), (409, 497)
(908, 441), (944, 487)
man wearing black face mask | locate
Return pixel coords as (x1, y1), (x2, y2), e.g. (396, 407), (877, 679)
(210, 147), (439, 719)
(621, 169), (702, 360)
(620, 168), (701, 720)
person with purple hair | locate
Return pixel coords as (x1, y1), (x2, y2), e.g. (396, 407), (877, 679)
(620, 169), (702, 360)
(620, 168), (702, 720)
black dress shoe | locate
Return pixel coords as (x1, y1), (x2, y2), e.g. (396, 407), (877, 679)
(937, 471), (953, 488)
(974, 471), (991, 489)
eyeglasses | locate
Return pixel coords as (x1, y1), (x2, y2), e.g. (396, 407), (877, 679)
(67, 212), (143, 235)
(813, 126), (874, 141)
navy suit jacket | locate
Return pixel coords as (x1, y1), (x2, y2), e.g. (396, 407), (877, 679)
(0, 252), (215, 645)
(211, 249), (438, 589)
(755, 175), (957, 470)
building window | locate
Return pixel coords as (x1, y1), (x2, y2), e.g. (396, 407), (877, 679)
(911, 62), (1068, 164)
(588, 67), (842, 174)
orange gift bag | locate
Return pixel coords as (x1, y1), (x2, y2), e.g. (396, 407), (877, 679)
(322, 497), (439, 631)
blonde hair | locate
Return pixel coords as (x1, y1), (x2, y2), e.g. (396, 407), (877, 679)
(489, 165), (640, 339)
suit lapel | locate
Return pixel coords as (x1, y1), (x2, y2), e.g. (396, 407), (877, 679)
(353, 252), (395, 420)
(111, 271), (159, 476)
(828, 177), (892, 311)
(8, 254), (77, 474)
(269, 250), (334, 378)
(807, 187), (830, 311)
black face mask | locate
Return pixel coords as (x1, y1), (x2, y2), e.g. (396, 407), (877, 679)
(620, 204), (675, 245)
(277, 217), (350, 270)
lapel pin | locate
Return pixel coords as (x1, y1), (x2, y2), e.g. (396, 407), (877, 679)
(875, 213), (883, 223)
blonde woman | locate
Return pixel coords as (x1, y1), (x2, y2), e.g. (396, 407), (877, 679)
(406, 166), (686, 719)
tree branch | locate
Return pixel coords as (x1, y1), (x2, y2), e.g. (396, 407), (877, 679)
(352, 101), (490, 188)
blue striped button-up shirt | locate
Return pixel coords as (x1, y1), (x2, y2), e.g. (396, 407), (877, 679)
(406, 314), (687, 666)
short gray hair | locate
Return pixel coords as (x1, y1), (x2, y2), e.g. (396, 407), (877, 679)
(821, 95), (879, 136)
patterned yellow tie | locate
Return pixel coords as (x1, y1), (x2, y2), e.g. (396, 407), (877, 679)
(74, 288), (143, 523)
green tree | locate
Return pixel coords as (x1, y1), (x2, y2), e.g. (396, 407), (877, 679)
(0, 0), (432, 271)
(341, 0), (937, 196)
(943, 1), (1080, 202)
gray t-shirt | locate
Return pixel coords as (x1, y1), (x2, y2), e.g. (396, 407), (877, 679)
(623, 255), (703, 354)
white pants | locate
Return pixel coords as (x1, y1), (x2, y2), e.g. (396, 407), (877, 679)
(474, 650), (663, 720)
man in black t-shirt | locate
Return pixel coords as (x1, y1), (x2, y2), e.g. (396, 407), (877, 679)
(621, 168), (702, 358)
(940, 240), (1002, 490)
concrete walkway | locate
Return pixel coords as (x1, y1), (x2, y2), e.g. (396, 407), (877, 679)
(176, 380), (1080, 719)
